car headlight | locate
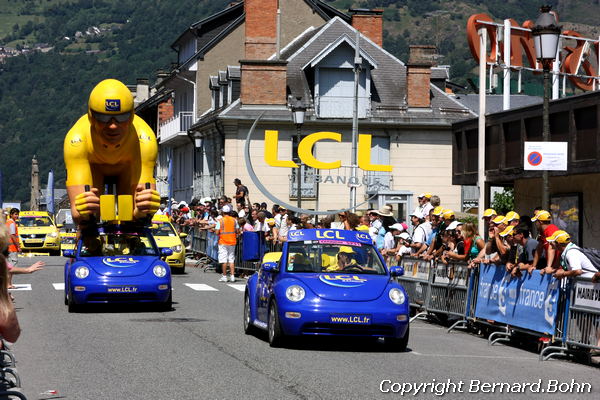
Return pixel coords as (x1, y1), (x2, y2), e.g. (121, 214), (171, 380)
(153, 265), (167, 278)
(389, 288), (406, 305)
(171, 245), (182, 253)
(285, 285), (305, 302)
(75, 266), (89, 279)
(48, 231), (59, 238)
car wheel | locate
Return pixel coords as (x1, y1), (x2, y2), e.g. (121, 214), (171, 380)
(385, 324), (409, 352)
(172, 266), (185, 275)
(268, 300), (285, 347)
(64, 290), (68, 306)
(159, 290), (173, 311)
(243, 294), (257, 335)
(67, 291), (80, 313)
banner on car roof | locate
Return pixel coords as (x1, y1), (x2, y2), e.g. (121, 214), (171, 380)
(474, 263), (560, 334)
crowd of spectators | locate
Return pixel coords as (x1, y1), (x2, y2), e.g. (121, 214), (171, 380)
(162, 183), (599, 283)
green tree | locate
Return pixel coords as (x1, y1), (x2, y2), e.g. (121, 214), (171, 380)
(491, 188), (514, 215)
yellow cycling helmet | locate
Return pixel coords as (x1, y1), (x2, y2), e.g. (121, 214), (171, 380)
(88, 79), (134, 116)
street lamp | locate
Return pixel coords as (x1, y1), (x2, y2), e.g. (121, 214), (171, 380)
(532, 5), (561, 210)
(291, 97), (306, 209)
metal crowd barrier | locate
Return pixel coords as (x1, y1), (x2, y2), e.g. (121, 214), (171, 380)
(398, 257), (434, 322)
(0, 339), (26, 399)
(188, 227), (218, 272)
(541, 277), (600, 362)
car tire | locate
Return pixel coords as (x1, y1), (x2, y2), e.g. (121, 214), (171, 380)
(385, 324), (409, 352)
(67, 291), (80, 313)
(64, 290), (68, 306)
(243, 293), (258, 335)
(172, 266), (185, 275)
(159, 290), (173, 312)
(268, 300), (285, 347)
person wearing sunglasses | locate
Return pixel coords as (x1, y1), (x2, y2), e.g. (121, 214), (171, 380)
(64, 78), (160, 225)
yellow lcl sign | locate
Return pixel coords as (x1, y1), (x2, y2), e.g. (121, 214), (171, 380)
(264, 130), (392, 172)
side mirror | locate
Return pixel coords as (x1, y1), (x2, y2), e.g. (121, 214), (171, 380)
(179, 233), (188, 238)
(389, 266), (404, 277)
(161, 248), (173, 257)
(262, 262), (278, 272)
(62, 249), (75, 258)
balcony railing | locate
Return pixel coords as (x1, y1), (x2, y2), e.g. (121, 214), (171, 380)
(159, 111), (194, 144)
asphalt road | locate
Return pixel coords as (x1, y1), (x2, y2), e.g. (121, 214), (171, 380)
(7, 256), (600, 400)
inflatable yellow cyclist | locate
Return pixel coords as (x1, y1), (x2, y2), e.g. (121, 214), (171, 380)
(64, 79), (160, 224)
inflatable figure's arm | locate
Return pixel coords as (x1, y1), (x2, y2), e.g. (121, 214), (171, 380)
(64, 126), (100, 223)
(133, 120), (160, 219)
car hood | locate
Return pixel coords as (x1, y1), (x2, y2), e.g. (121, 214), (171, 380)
(85, 256), (156, 277)
(153, 236), (181, 248)
(291, 273), (389, 301)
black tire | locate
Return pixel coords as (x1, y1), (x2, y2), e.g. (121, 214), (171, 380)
(64, 290), (68, 306)
(385, 324), (409, 352)
(159, 291), (173, 311)
(268, 300), (285, 347)
(243, 293), (258, 335)
(171, 265), (186, 275)
(67, 291), (80, 313)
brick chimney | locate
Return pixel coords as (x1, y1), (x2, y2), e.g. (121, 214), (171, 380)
(244, 0), (277, 60)
(158, 96), (174, 124)
(407, 45), (436, 108)
(350, 8), (383, 47)
(240, 0), (287, 106)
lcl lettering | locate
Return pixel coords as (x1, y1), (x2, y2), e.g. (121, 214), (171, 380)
(315, 230), (343, 239)
(264, 130), (392, 172)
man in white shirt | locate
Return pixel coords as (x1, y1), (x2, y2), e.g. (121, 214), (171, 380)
(548, 230), (598, 280)
(412, 193), (433, 220)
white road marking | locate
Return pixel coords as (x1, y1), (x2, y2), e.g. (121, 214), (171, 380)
(9, 284), (32, 291)
(184, 283), (219, 291)
(52, 283), (65, 290)
(227, 284), (246, 292)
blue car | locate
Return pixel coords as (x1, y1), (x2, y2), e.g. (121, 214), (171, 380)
(63, 223), (173, 312)
(243, 229), (410, 350)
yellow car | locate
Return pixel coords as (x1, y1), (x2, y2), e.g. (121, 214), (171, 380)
(151, 214), (187, 273)
(17, 211), (62, 255)
(60, 232), (78, 251)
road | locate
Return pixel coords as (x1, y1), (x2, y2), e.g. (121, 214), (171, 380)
(8, 256), (599, 400)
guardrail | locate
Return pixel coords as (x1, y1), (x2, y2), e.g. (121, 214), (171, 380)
(0, 339), (26, 398)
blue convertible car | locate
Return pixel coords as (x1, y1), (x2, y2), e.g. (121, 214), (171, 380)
(244, 229), (410, 350)
(63, 223), (173, 312)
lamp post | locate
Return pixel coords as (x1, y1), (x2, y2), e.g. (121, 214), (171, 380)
(532, 5), (561, 210)
(291, 98), (306, 209)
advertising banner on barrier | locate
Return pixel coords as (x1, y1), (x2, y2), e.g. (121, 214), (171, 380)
(474, 264), (560, 334)
(573, 280), (600, 310)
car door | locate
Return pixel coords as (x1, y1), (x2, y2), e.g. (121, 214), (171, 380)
(256, 263), (278, 323)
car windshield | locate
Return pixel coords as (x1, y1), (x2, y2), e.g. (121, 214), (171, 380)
(285, 241), (386, 275)
(151, 222), (177, 237)
(61, 236), (77, 245)
(19, 217), (53, 227)
(80, 232), (157, 257)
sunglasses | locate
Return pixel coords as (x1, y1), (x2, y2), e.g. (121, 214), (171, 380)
(92, 111), (132, 123)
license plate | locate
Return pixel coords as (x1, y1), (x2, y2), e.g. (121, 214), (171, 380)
(329, 314), (372, 325)
(26, 239), (44, 243)
(107, 286), (138, 293)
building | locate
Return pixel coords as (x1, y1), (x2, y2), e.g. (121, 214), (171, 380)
(452, 90), (600, 246)
(138, 0), (473, 221)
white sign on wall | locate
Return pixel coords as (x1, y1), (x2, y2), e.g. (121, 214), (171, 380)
(524, 142), (568, 171)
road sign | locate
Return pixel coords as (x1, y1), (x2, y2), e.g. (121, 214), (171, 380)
(524, 142), (568, 171)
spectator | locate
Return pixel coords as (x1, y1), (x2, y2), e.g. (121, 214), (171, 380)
(155, 203), (167, 216)
(216, 205), (239, 283)
(422, 206), (445, 260)
(357, 215), (370, 232)
(260, 203), (273, 218)
(239, 218), (254, 232)
(531, 210), (560, 274)
(510, 225), (539, 276)
(440, 220), (466, 264)
(409, 211), (430, 256)
(0, 226), (21, 343)
(430, 195), (441, 208)
(505, 211), (520, 227)
(300, 214), (314, 229)
(481, 208), (497, 239)
(548, 231), (598, 280)
(497, 225), (517, 266)
(461, 222), (485, 261)
(395, 232), (413, 261)
(253, 211), (269, 233)
(5, 208), (20, 267)
(233, 178), (249, 208)
(413, 193), (433, 220)
(277, 208), (290, 242)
